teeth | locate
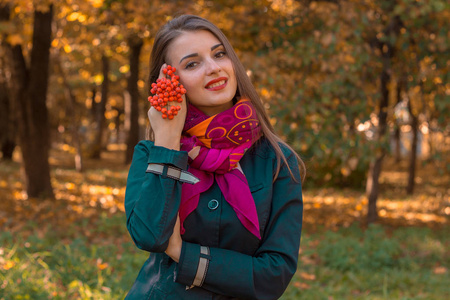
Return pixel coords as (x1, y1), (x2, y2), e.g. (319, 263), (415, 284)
(207, 80), (225, 88)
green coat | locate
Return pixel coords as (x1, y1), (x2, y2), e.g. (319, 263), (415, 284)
(124, 138), (303, 300)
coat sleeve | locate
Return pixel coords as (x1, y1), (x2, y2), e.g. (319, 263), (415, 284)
(175, 150), (303, 300)
(125, 140), (188, 253)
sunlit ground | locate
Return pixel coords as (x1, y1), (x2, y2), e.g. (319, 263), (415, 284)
(1, 143), (448, 236)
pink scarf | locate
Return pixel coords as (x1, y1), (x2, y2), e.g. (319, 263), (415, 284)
(179, 99), (262, 239)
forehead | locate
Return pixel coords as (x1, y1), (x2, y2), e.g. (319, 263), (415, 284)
(166, 30), (221, 62)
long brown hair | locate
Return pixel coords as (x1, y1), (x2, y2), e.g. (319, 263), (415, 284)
(147, 15), (305, 182)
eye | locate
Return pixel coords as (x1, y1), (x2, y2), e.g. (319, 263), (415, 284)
(215, 51), (226, 59)
(185, 61), (198, 69)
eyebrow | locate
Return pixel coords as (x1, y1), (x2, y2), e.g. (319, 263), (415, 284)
(179, 43), (223, 64)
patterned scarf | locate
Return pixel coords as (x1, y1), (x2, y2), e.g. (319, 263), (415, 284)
(179, 98), (262, 239)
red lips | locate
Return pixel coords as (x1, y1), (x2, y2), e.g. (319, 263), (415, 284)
(205, 77), (228, 90)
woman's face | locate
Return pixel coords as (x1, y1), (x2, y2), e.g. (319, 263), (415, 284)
(166, 30), (237, 116)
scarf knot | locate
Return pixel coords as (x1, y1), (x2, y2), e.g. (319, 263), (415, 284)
(179, 99), (262, 239)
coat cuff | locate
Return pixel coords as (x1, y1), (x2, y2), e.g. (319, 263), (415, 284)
(175, 241), (210, 288)
(147, 144), (188, 170)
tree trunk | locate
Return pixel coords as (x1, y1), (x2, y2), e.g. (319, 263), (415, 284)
(7, 6), (54, 198)
(125, 36), (143, 164)
(0, 4), (16, 160)
(366, 60), (390, 223)
(406, 98), (418, 195)
(366, 48), (391, 222)
(394, 77), (403, 163)
(90, 86), (97, 118)
(55, 53), (84, 172)
(394, 126), (401, 163)
(0, 77), (16, 160)
(90, 54), (109, 159)
(365, 12), (401, 224)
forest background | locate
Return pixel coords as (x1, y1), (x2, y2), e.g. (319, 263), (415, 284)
(0, 0), (448, 299)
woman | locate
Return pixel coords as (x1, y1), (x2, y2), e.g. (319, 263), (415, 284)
(125, 14), (305, 300)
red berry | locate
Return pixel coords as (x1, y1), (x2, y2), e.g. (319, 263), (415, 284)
(149, 64), (185, 120)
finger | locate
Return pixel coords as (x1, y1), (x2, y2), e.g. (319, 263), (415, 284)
(175, 214), (181, 227)
(159, 63), (168, 79)
(180, 94), (187, 110)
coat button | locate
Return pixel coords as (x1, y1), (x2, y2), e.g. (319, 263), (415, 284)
(208, 199), (219, 210)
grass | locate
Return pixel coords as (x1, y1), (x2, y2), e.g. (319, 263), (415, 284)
(1, 217), (448, 299)
(281, 224), (449, 300)
(0, 213), (147, 300)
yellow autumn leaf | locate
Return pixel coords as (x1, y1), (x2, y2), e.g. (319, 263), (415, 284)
(13, 191), (26, 200)
(90, 0), (104, 8)
(340, 167), (351, 177)
(97, 258), (109, 270)
(97, 262), (109, 270)
(344, 54), (355, 64)
(7, 34), (23, 46)
(434, 266), (447, 274)
(119, 65), (130, 73)
(80, 69), (91, 80)
(3, 261), (15, 270)
(67, 12), (80, 22)
(433, 77), (442, 84)
(299, 272), (316, 281)
(64, 45), (72, 53)
(94, 74), (103, 84)
(261, 88), (271, 98)
(65, 183), (76, 190)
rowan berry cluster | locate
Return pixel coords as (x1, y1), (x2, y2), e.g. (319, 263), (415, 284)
(148, 65), (186, 120)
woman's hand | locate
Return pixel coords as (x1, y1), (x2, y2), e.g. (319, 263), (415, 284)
(165, 214), (182, 263)
(148, 63), (187, 151)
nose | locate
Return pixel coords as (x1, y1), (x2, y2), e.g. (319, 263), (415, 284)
(205, 58), (221, 75)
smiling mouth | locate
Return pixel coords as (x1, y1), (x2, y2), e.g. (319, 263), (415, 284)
(205, 76), (229, 90)
(206, 80), (226, 89)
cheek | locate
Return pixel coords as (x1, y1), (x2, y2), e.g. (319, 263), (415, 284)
(180, 74), (202, 94)
(228, 70), (238, 90)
